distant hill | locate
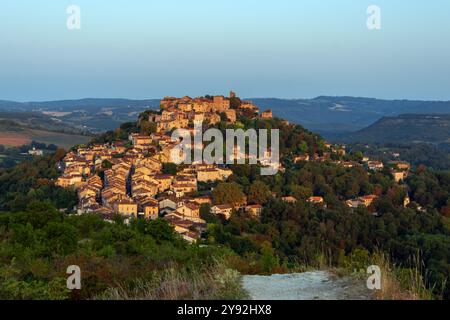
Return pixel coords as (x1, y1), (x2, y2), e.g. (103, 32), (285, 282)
(0, 100), (26, 110)
(0, 111), (90, 134)
(0, 112), (93, 149)
(336, 114), (450, 146)
(27, 98), (161, 111)
(0, 98), (160, 111)
(0, 99), (161, 132)
(2, 96), (450, 134)
(251, 96), (450, 135)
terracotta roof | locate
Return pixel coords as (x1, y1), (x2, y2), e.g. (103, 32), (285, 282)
(246, 204), (262, 209)
(184, 202), (200, 210)
(213, 204), (233, 210)
(359, 195), (378, 200)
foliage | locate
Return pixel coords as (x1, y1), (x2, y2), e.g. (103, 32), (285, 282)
(0, 152), (77, 211)
(0, 202), (242, 300)
(212, 182), (246, 206)
(247, 181), (271, 205)
(348, 142), (450, 171)
(139, 120), (157, 135)
(94, 259), (248, 300)
(162, 163), (178, 175)
(207, 158), (450, 298)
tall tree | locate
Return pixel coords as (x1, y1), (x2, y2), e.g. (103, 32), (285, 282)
(248, 180), (271, 204)
(212, 182), (246, 206)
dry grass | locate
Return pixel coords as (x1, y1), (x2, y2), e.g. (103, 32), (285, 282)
(326, 249), (438, 300)
(371, 252), (434, 300)
(93, 259), (248, 300)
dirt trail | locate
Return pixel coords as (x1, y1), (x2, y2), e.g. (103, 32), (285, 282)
(242, 271), (374, 300)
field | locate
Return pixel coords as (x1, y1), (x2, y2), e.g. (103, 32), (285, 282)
(0, 132), (30, 146)
(0, 129), (92, 149)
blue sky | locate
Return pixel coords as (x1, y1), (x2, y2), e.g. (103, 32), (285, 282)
(0, 0), (449, 101)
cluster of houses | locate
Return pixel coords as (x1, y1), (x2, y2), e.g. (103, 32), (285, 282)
(293, 143), (347, 164)
(56, 92), (274, 242)
(344, 160), (411, 210)
(55, 91), (413, 243)
(346, 195), (379, 209)
(388, 161), (411, 182)
(290, 144), (412, 211)
(364, 159), (411, 183)
(152, 91), (271, 133)
(56, 140), (237, 242)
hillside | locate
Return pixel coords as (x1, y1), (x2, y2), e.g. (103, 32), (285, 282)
(0, 114), (92, 149)
(0, 111), (90, 134)
(0, 98), (161, 111)
(1, 100), (449, 300)
(2, 96), (450, 134)
(251, 97), (450, 135)
(347, 143), (450, 171)
(338, 114), (450, 145)
(0, 99), (161, 132)
(0, 129), (92, 150)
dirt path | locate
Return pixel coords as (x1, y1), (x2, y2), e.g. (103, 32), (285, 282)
(242, 271), (374, 300)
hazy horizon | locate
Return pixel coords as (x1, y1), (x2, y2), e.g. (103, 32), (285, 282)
(3, 94), (450, 104)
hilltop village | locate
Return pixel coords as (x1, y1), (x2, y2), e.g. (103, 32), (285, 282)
(56, 92), (412, 243)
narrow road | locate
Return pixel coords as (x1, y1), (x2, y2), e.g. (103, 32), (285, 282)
(242, 271), (373, 300)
